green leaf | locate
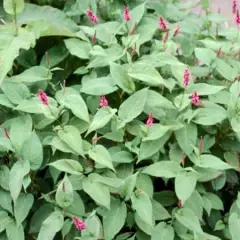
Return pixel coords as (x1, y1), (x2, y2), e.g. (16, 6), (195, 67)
(194, 48), (216, 66)
(9, 115), (32, 152)
(128, 63), (164, 86)
(175, 171), (197, 204)
(14, 193), (34, 226)
(110, 62), (135, 94)
(136, 174), (153, 198)
(65, 192), (85, 217)
(55, 175), (74, 208)
(83, 176), (110, 209)
(216, 58), (237, 81)
(152, 200), (171, 221)
(142, 161), (182, 178)
(145, 90), (175, 111)
(197, 154), (233, 170)
(9, 160), (30, 202)
(56, 89), (89, 122)
(193, 102), (227, 125)
(37, 211), (64, 240)
(127, 3), (145, 29)
(143, 124), (170, 141)
(175, 208), (203, 234)
(138, 132), (171, 161)
(49, 159), (83, 175)
(17, 3), (79, 37)
(187, 83), (225, 96)
(81, 76), (118, 95)
(0, 190), (12, 214)
(119, 88), (148, 123)
(204, 193), (223, 210)
(6, 220), (24, 240)
(4, 0), (24, 15)
(21, 131), (43, 170)
(89, 145), (115, 171)
(131, 191), (153, 227)
(229, 213), (240, 240)
(0, 94), (14, 108)
(58, 125), (85, 157)
(40, 45), (69, 68)
(87, 107), (117, 135)
(120, 172), (138, 201)
(0, 211), (11, 233)
(0, 26), (35, 87)
(103, 199), (127, 240)
(0, 166), (10, 191)
(7, 66), (52, 83)
(1, 82), (30, 105)
(175, 123), (197, 155)
(151, 222), (174, 240)
(64, 38), (91, 59)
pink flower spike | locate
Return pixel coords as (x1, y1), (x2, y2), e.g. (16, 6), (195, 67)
(99, 95), (108, 107)
(162, 31), (169, 43)
(86, 9), (98, 24)
(158, 16), (168, 30)
(4, 128), (9, 139)
(73, 217), (86, 231)
(146, 113), (153, 127)
(236, 10), (240, 24)
(183, 68), (191, 87)
(233, 0), (237, 14)
(123, 5), (131, 22)
(173, 25), (180, 37)
(38, 89), (48, 105)
(191, 91), (200, 105)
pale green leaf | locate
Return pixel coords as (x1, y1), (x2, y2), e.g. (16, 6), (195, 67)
(194, 48), (216, 66)
(142, 161), (182, 178)
(58, 125), (85, 157)
(14, 193), (34, 226)
(37, 211), (64, 240)
(83, 176), (110, 209)
(119, 88), (148, 123)
(9, 160), (30, 202)
(103, 199), (127, 240)
(55, 175), (74, 208)
(229, 213), (240, 240)
(110, 62), (135, 94)
(128, 63), (164, 86)
(151, 222), (174, 240)
(87, 107), (117, 135)
(21, 131), (43, 170)
(49, 159), (83, 175)
(175, 171), (197, 204)
(64, 38), (91, 59)
(6, 220), (24, 240)
(89, 145), (115, 171)
(4, 0), (24, 15)
(174, 123), (197, 155)
(131, 191), (153, 227)
(187, 83), (225, 96)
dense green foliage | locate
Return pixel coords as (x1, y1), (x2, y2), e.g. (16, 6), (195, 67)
(0, 0), (240, 239)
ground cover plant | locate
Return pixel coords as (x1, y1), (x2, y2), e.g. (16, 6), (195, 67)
(1, 0), (240, 239)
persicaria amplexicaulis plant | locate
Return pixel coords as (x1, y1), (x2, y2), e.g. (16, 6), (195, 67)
(0, 0), (240, 240)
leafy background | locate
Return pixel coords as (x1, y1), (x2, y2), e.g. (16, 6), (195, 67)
(0, 0), (240, 239)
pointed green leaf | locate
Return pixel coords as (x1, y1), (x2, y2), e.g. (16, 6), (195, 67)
(151, 222), (174, 240)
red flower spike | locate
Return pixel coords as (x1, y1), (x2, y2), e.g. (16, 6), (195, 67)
(158, 16), (168, 30)
(173, 25), (180, 37)
(183, 68), (191, 87)
(146, 113), (153, 127)
(123, 5), (131, 22)
(38, 89), (49, 105)
(4, 128), (9, 139)
(86, 9), (98, 24)
(162, 31), (169, 43)
(191, 91), (200, 105)
(233, 0), (237, 14)
(236, 10), (240, 24)
(99, 95), (108, 107)
(73, 217), (86, 231)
